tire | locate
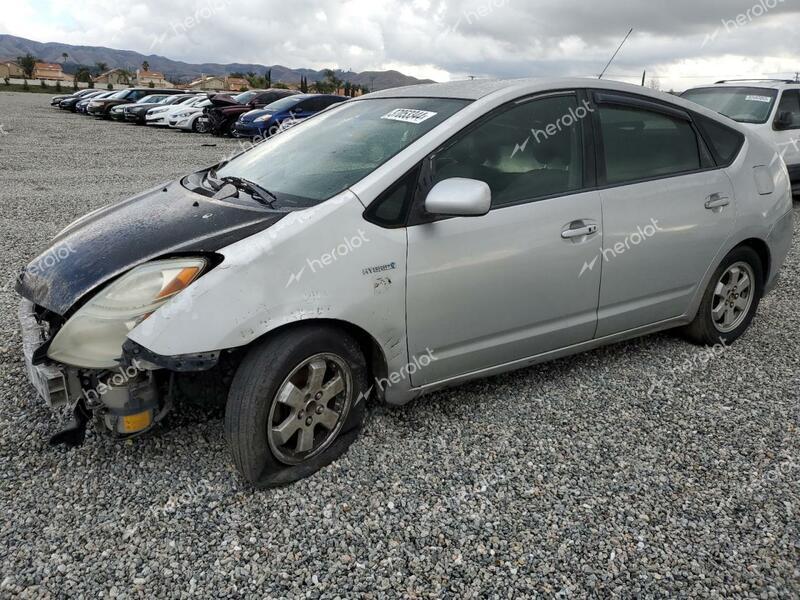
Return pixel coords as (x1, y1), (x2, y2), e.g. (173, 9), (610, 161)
(681, 246), (763, 346)
(224, 325), (368, 488)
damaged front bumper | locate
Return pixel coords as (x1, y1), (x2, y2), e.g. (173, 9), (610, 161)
(18, 299), (167, 440)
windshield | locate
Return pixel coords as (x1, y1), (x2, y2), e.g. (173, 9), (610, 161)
(261, 96), (303, 113)
(214, 97), (470, 208)
(139, 95), (166, 103)
(233, 91), (257, 104)
(682, 87), (778, 124)
(110, 90), (130, 99)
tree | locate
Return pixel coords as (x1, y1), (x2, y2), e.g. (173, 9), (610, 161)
(117, 69), (133, 84)
(142, 60), (150, 72)
(94, 62), (108, 74)
(16, 53), (37, 78)
(343, 81), (351, 97)
(322, 69), (343, 94)
(55, 80), (62, 91)
(300, 75), (308, 93)
(61, 52), (69, 64)
(266, 69), (272, 88)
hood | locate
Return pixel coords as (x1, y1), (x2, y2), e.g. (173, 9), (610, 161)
(208, 94), (241, 108)
(16, 178), (286, 315)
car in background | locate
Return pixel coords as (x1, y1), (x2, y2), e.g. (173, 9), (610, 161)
(121, 94), (183, 124)
(75, 91), (117, 114)
(86, 88), (183, 119)
(169, 97), (214, 132)
(51, 89), (95, 107)
(233, 94), (347, 139)
(682, 79), (800, 194)
(15, 78), (793, 487)
(146, 95), (207, 127)
(60, 90), (105, 112)
(199, 89), (299, 136)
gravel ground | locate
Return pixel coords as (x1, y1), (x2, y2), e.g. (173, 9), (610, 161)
(0, 91), (798, 598)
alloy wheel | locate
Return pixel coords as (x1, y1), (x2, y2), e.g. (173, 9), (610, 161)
(711, 261), (755, 333)
(267, 353), (352, 465)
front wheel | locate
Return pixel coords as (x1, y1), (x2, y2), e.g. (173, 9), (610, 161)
(681, 246), (763, 346)
(224, 326), (368, 487)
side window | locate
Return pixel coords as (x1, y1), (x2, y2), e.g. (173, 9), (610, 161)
(364, 165), (421, 228)
(776, 90), (800, 128)
(693, 114), (745, 166)
(598, 106), (701, 185)
(430, 95), (585, 207)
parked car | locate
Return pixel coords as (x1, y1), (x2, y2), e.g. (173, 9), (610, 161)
(682, 79), (800, 194)
(75, 91), (117, 114)
(168, 98), (214, 132)
(120, 94), (180, 124)
(51, 89), (95, 107)
(198, 89), (299, 136)
(87, 88), (183, 118)
(60, 90), (104, 112)
(15, 78), (793, 488)
(146, 95), (207, 127)
(233, 94), (347, 139)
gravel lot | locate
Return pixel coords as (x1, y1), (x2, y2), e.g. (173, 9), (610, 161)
(0, 91), (798, 598)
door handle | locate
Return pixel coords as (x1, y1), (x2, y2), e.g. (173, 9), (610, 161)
(561, 224), (598, 239)
(705, 193), (730, 210)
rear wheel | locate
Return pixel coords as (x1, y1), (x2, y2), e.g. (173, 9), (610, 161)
(224, 326), (368, 487)
(682, 246), (763, 346)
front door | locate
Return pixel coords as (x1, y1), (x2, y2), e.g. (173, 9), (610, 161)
(406, 93), (603, 386)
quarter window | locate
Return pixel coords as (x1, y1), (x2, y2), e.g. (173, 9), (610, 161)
(598, 106), (701, 185)
(430, 95), (586, 207)
(775, 90), (800, 129)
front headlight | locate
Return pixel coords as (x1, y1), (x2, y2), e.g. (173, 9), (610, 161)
(254, 115), (273, 123)
(174, 111), (193, 118)
(48, 258), (207, 368)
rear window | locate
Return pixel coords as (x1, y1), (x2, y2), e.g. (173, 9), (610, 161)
(681, 87), (777, 124)
(693, 114), (745, 166)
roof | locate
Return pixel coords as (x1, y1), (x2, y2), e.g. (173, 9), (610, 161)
(692, 80), (800, 90)
(34, 62), (62, 70)
(367, 78), (524, 100)
(138, 71), (165, 78)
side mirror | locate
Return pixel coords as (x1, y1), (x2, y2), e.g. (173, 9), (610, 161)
(425, 178), (491, 217)
(774, 111), (793, 130)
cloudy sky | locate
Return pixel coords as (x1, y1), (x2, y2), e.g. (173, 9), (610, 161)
(3, 0), (800, 90)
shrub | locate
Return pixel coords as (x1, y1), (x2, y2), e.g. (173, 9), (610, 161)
(107, 83), (113, 90)
(40, 79), (46, 88)
(148, 81), (155, 88)
(22, 79), (29, 90)
(3, 77), (9, 86)
(55, 80), (62, 91)
(88, 80), (94, 88)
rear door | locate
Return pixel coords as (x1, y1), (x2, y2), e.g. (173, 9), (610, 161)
(405, 92), (604, 386)
(591, 92), (737, 337)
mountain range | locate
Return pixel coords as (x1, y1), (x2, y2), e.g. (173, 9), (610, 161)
(0, 34), (435, 90)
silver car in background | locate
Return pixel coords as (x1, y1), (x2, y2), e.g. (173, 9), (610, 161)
(16, 78), (794, 487)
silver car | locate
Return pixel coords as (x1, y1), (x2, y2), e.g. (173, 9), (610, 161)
(16, 78), (794, 487)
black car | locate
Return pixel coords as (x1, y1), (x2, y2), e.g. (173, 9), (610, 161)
(51, 89), (95, 107)
(59, 90), (106, 112)
(86, 88), (184, 118)
(119, 94), (177, 124)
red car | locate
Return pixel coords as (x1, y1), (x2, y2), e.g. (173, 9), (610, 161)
(198, 89), (299, 135)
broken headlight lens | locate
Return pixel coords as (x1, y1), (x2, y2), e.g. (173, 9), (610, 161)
(47, 258), (207, 368)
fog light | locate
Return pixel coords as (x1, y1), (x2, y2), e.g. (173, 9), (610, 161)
(120, 410), (153, 434)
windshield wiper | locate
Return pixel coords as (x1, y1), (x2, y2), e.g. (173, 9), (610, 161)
(220, 175), (278, 208)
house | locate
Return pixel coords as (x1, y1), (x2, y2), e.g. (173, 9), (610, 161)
(187, 75), (226, 90)
(0, 60), (24, 78)
(94, 68), (132, 86)
(135, 69), (174, 88)
(226, 76), (250, 91)
(33, 62), (69, 80)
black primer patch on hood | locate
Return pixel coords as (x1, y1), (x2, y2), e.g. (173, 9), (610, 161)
(16, 179), (285, 315)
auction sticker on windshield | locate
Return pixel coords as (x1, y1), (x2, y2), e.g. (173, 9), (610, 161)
(745, 95), (773, 103)
(381, 109), (438, 124)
